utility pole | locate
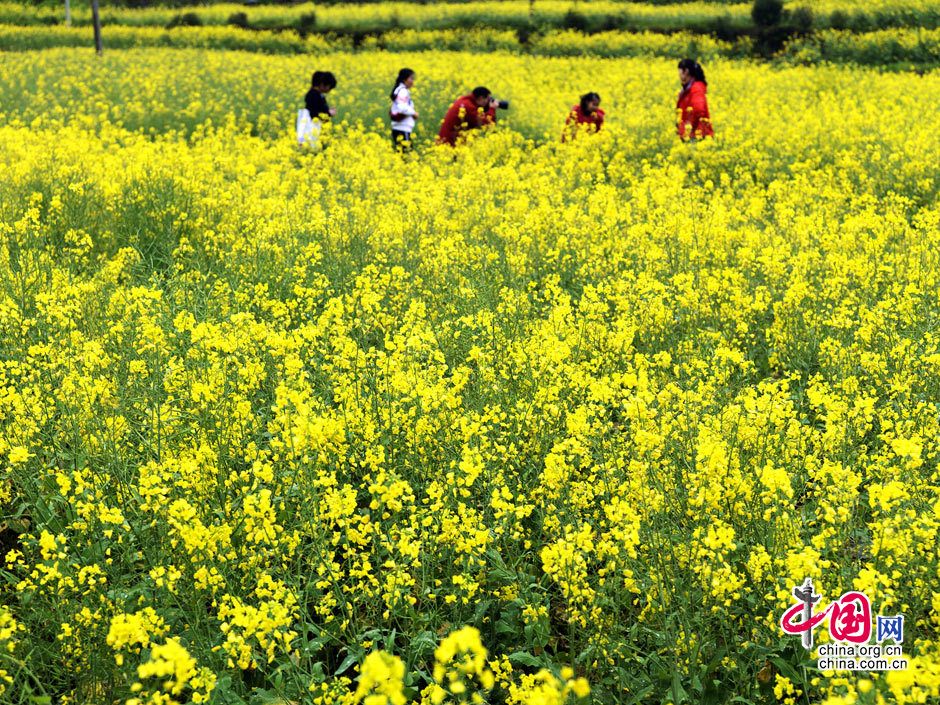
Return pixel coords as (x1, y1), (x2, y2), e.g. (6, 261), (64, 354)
(91, 0), (102, 54)
(793, 578), (821, 650)
(65, 0), (71, 26)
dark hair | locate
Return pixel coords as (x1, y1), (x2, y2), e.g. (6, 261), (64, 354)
(390, 68), (415, 101)
(471, 86), (492, 99)
(311, 71), (337, 89)
(678, 59), (706, 86)
(579, 92), (601, 112)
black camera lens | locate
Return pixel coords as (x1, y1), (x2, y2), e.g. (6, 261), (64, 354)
(497, 100), (510, 110)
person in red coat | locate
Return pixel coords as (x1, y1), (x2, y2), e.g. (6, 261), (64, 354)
(437, 86), (498, 146)
(676, 58), (713, 141)
(562, 92), (604, 142)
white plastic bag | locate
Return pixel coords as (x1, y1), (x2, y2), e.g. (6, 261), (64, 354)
(296, 108), (321, 148)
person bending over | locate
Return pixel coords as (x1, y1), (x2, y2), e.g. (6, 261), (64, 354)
(437, 86), (499, 147)
(563, 92), (604, 142)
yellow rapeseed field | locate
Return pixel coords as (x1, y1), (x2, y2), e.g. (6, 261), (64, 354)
(4, 0), (940, 32)
(0, 43), (938, 705)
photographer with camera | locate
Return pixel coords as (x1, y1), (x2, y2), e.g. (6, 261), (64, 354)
(437, 86), (507, 147)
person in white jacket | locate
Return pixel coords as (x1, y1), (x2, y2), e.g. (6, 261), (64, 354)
(389, 68), (418, 152)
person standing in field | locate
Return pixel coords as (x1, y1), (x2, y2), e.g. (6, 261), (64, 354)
(437, 87), (499, 146)
(305, 70), (338, 122)
(297, 70), (338, 149)
(562, 92), (604, 142)
(390, 68), (418, 152)
(676, 59), (713, 141)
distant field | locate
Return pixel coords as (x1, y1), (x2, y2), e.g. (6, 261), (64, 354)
(4, 0), (940, 69)
(1, 23), (939, 68)
(5, 0), (940, 33)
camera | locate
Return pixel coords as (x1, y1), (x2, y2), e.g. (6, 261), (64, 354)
(492, 99), (510, 110)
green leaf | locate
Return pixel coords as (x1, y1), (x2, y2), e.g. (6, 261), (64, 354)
(523, 619), (549, 648)
(670, 671), (688, 704)
(624, 685), (654, 705)
(472, 598), (492, 623)
(769, 656), (801, 685)
(310, 662), (326, 681)
(509, 651), (543, 668)
(302, 636), (327, 655)
(335, 650), (361, 676)
(411, 630), (437, 659)
(703, 647), (728, 672)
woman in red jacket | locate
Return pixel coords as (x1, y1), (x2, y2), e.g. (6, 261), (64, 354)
(676, 59), (713, 141)
(562, 92), (604, 142)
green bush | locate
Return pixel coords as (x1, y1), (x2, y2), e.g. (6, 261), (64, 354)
(515, 24), (535, 45)
(165, 12), (202, 29)
(297, 11), (317, 34)
(829, 10), (849, 31)
(226, 11), (248, 29)
(789, 6), (813, 35)
(599, 14), (628, 32)
(709, 13), (738, 42)
(751, 0), (783, 28)
(848, 11), (874, 33)
(562, 9), (588, 33)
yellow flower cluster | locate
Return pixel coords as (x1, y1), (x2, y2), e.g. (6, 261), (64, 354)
(0, 40), (939, 705)
(128, 638), (216, 705)
(0, 606), (21, 697)
(217, 575), (299, 669)
(107, 608), (170, 665)
(507, 667), (589, 705)
(354, 651), (408, 705)
(429, 626), (495, 704)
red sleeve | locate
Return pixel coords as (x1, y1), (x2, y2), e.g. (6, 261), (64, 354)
(437, 101), (461, 145)
(565, 106), (578, 127)
(562, 107), (576, 142)
(678, 94), (692, 138)
(595, 109), (605, 131)
(679, 84), (709, 138)
(689, 86), (708, 125)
